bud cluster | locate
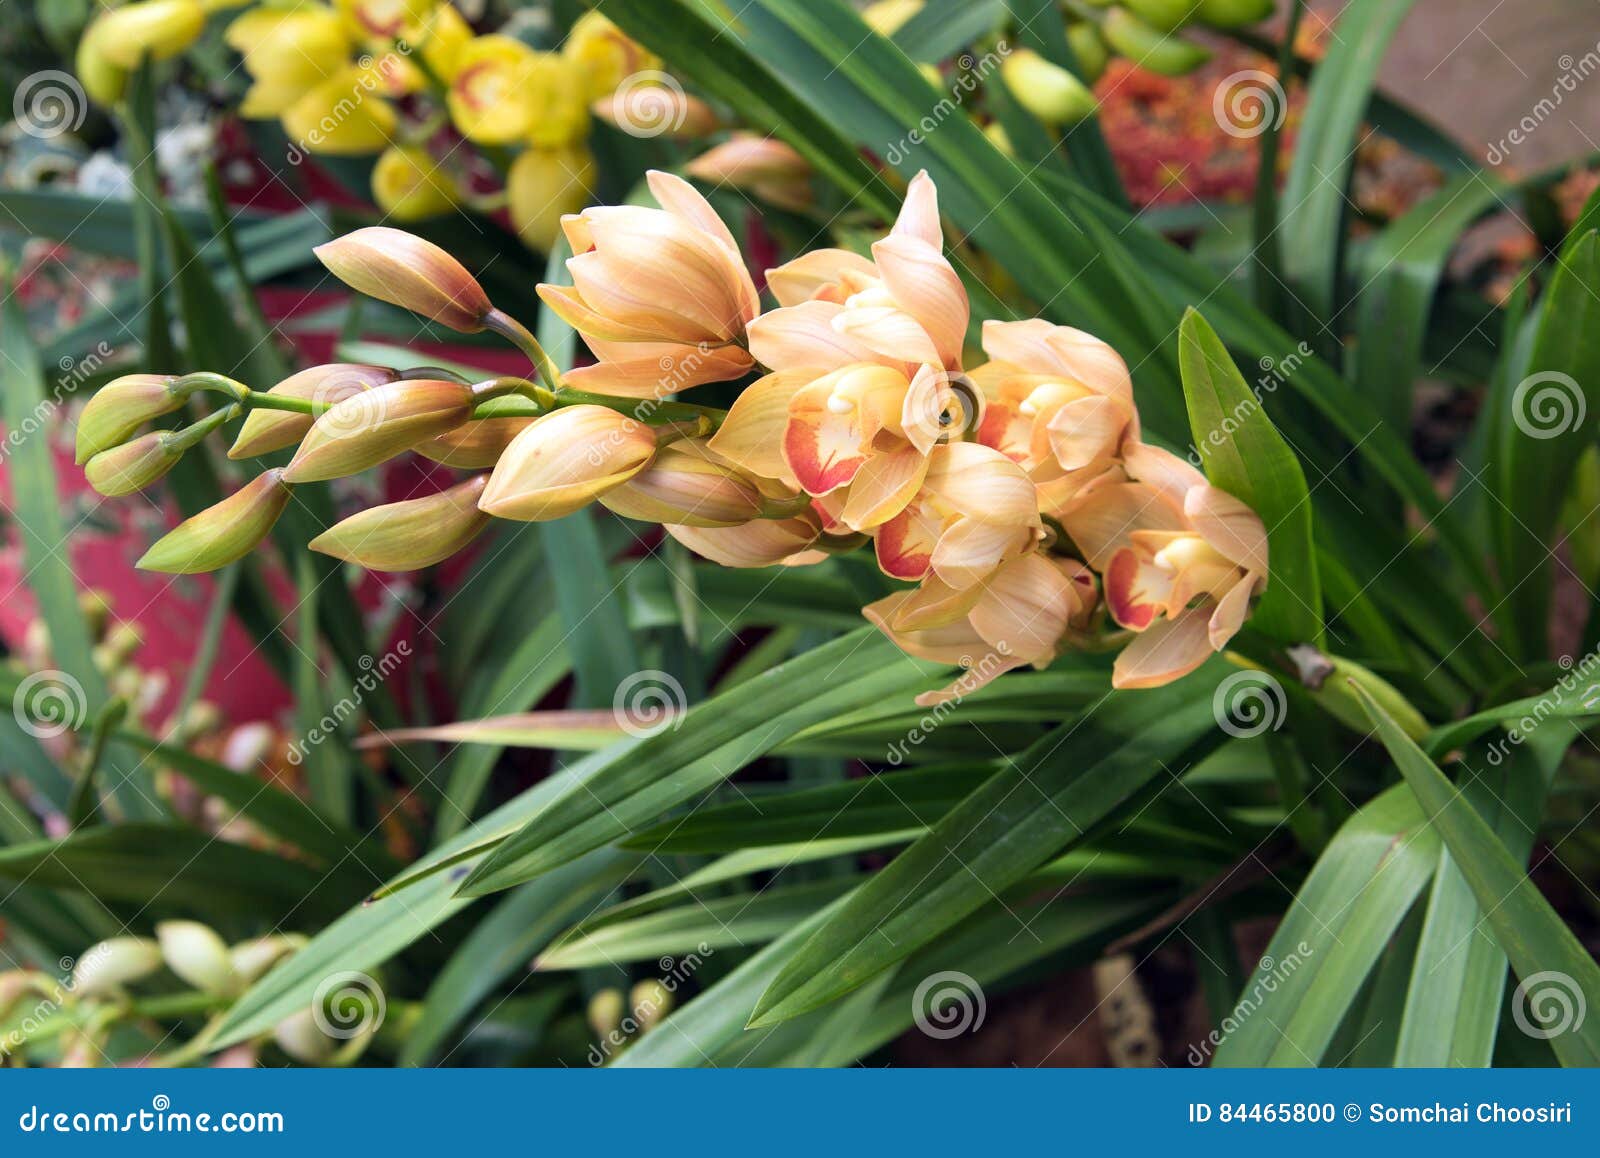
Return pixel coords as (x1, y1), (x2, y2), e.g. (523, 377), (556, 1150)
(83, 169), (1268, 692)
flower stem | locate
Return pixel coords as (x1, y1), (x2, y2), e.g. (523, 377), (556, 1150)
(483, 307), (566, 391)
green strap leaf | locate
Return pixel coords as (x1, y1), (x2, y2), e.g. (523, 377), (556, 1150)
(457, 630), (943, 895)
(1212, 783), (1440, 1066)
(1180, 308), (1321, 644)
(1355, 684), (1600, 1067)
(749, 664), (1230, 1027)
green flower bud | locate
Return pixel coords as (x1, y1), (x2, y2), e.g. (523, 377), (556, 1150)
(1101, 8), (1211, 75)
(229, 364), (397, 460)
(587, 988), (625, 1038)
(1123, 0), (1201, 32)
(156, 920), (236, 996)
(1067, 23), (1110, 83)
(999, 48), (1099, 127)
(74, 374), (179, 465)
(1193, 0), (1274, 28)
(84, 432), (182, 496)
(309, 475), (491, 571)
(138, 469), (293, 574)
(72, 936), (163, 996)
(283, 380), (474, 483)
(629, 979), (673, 1033)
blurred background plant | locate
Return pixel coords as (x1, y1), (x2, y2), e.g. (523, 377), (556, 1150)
(2, 0), (1600, 1069)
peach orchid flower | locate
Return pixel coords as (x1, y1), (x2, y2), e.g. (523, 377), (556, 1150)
(537, 171), (760, 398)
(711, 171), (975, 533)
(972, 318), (1138, 516)
(1061, 442), (1268, 689)
(865, 552), (1097, 706)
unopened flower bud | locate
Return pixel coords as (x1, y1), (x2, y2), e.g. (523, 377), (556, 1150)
(1067, 23), (1110, 82)
(479, 406), (657, 521)
(72, 937), (163, 997)
(1194, 0), (1275, 28)
(665, 510), (824, 568)
(157, 920), (235, 996)
(229, 364), (397, 460)
(1100, 9), (1210, 75)
(314, 228), (491, 332)
(592, 87), (719, 140)
(416, 417), (535, 469)
(629, 979), (673, 1033)
(229, 935), (305, 984)
(138, 469), (293, 574)
(685, 136), (812, 212)
(75, 374), (180, 464)
(588, 988), (625, 1038)
(84, 432), (182, 496)
(91, 0), (206, 69)
(371, 146), (460, 222)
(1000, 48), (1098, 126)
(274, 1008), (334, 1065)
(310, 475), (491, 571)
(283, 380), (475, 483)
(601, 443), (764, 527)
